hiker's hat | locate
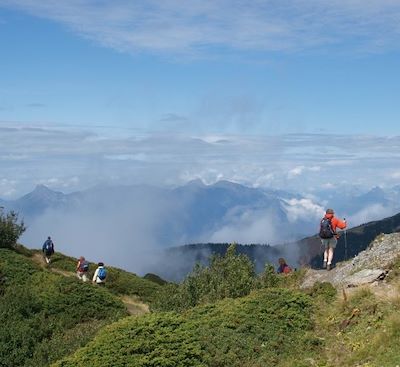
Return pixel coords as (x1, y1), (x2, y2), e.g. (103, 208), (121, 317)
(326, 208), (334, 214)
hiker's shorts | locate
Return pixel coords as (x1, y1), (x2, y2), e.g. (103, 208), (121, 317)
(321, 237), (337, 249)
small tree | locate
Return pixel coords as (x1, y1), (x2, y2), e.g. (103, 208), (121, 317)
(0, 209), (26, 249)
(153, 243), (256, 312)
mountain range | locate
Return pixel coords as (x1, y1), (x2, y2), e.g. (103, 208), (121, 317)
(1, 180), (400, 278)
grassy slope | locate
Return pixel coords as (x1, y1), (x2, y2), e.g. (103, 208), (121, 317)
(55, 269), (400, 367)
(311, 262), (400, 366)
(4, 245), (400, 367)
(30, 249), (162, 304)
(53, 288), (317, 367)
(0, 247), (137, 367)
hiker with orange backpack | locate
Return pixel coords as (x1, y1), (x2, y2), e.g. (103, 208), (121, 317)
(319, 208), (347, 270)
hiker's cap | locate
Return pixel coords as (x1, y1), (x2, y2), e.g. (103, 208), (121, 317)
(326, 208), (334, 214)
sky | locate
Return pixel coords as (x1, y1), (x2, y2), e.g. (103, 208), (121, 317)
(1, 0), (400, 198)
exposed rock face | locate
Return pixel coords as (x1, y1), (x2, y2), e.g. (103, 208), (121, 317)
(301, 233), (400, 289)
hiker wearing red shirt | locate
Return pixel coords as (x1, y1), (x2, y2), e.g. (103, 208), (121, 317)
(76, 256), (89, 282)
(319, 208), (346, 271)
(276, 258), (292, 274)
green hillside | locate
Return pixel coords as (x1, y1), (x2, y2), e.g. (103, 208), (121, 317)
(53, 288), (315, 367)
(35, 250), (162, 303)
(53, 241), (400, 367)
(2, 209), (400, 367)
(0, 248), (127, 367)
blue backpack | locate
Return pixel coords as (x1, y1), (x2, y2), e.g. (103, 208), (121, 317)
(97, 267), (107, 281)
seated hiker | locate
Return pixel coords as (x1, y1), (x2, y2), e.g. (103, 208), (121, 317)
(276, 258), (292, 274)
(92, 262), (107, 285)
(42, 236), (54, 264)
(76, 256), (89, 282)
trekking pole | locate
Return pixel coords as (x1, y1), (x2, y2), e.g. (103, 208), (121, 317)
(343, 218), (348, 259)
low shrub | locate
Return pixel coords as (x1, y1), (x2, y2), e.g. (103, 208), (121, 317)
(53, 288), (317, 367)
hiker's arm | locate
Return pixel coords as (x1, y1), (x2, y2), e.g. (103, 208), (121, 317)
(335, 217), (347, 229)
(92, 269), (98, 282)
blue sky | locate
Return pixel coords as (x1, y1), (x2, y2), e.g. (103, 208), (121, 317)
(1, 0), (400, 197)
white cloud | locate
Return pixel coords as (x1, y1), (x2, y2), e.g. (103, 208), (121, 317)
(36, 176), (80, 190)
(0, 178), (17, 198)
(1, 0), (400, 56)
(347, 204), (396, 226)
(287, 165), (321, 179)
(283, 198), (325, 223)
(209, 209), (282, 244)
(104, 153), (148, 161)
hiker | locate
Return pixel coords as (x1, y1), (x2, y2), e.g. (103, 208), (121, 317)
(76, 256), (89, 282)
(276, 258), (292, 274)
(319, 208), (347, 270)
(42, 236), (54, 264)
(92, 262), (107, 285)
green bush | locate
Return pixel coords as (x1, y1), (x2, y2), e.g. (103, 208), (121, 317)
(0, 209), (26, 249)
(152, 244), (255, 312)
(53, 288), (317, 367)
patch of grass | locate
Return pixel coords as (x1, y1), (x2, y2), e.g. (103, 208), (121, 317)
(306, 281), (337, 302)
(311, 285), (400, 366)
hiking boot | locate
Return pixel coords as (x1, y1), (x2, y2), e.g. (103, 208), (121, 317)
(323, 260), (327, 269)
(327, 264), (331, 271)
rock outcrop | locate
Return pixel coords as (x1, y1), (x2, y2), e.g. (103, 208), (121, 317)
(301, 233), (400, 289)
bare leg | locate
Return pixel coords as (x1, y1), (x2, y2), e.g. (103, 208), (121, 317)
(327, 247), (334, 265)
(323, 249), (328, 263)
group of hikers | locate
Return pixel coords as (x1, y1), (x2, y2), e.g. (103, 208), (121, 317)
(42, 208), (347, 280)
(42, 236), (107, 284)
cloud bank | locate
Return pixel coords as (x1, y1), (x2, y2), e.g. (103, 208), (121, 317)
(1, 123), (400, 199)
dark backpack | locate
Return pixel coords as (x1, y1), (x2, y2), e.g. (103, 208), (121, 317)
(81, 261), (89, 273)
(44, 240), (54, 255)
(319, 217), (335, 239)
(97, 267), (107, 281)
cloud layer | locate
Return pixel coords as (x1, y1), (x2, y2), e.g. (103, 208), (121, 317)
(1, 122), (400, 199)
(2, 0), (400, 56)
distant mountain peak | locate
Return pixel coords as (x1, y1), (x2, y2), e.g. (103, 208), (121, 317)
(185, 179), (206, 187)
(33, 184), (54, 193)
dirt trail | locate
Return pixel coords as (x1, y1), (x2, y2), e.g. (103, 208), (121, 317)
(31, 253), (150, 316)
(121, 295), (150, 315)
(31, 253), (74, 277)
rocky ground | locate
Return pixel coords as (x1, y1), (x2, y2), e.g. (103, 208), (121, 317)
(301, 233), (400, 293)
